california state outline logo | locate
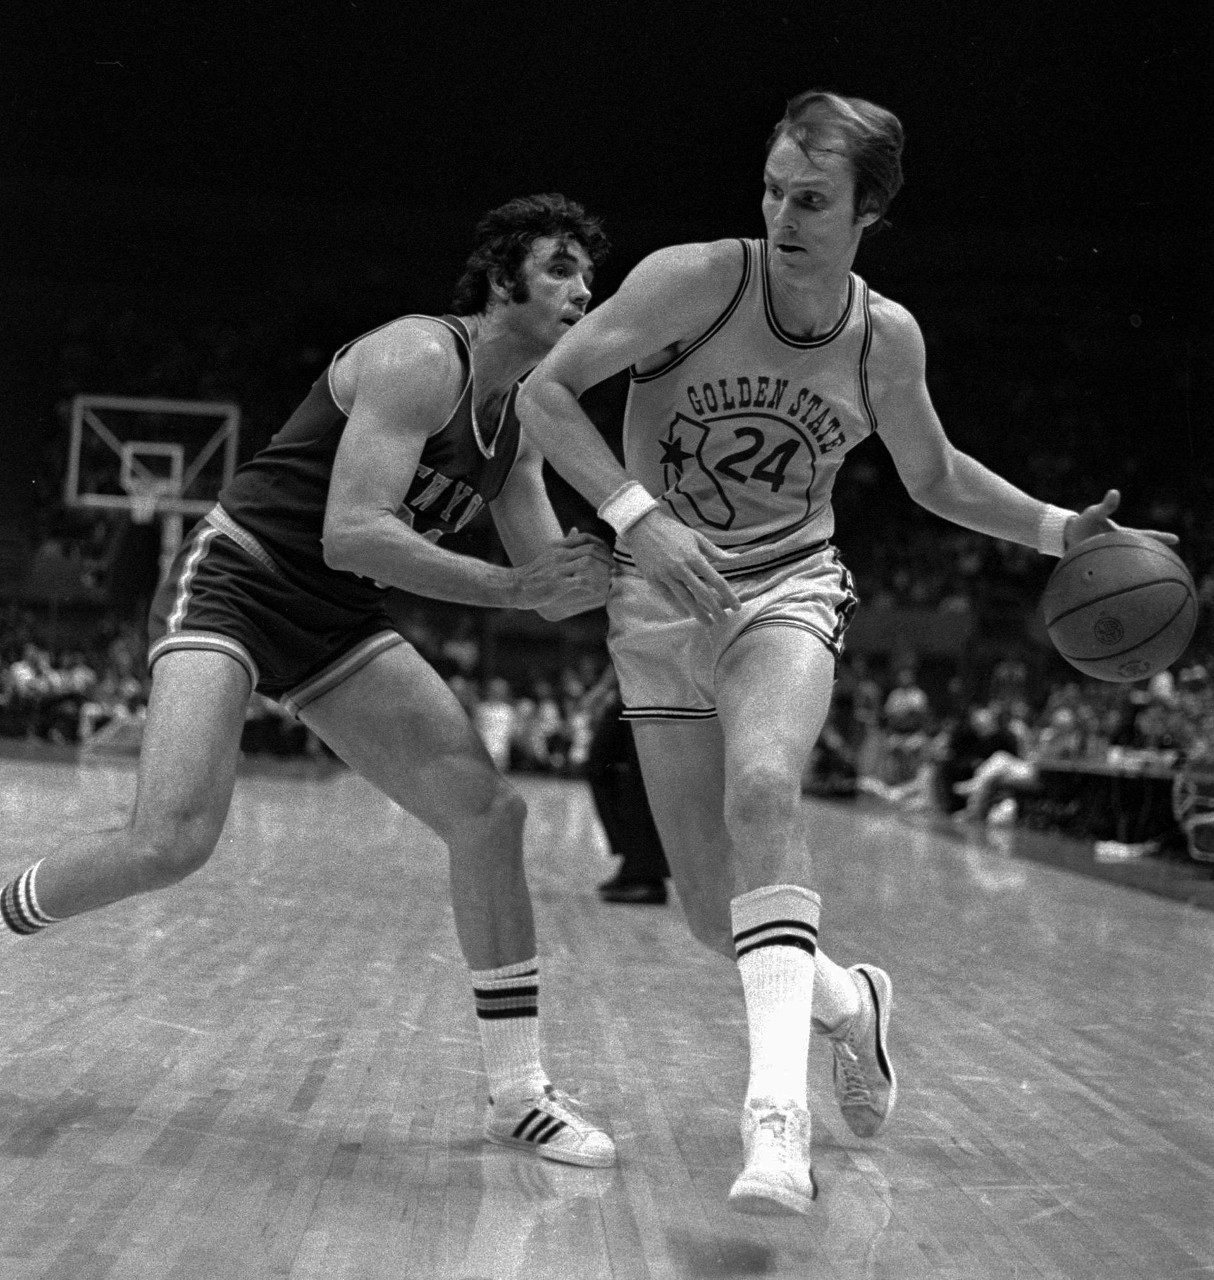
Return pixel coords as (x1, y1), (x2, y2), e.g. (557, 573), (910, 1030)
(659, 410), (821, 536)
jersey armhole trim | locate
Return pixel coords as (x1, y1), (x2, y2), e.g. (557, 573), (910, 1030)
(858, 279), (878, 434)
(629, 240), (753, 383)
(326, 314), (473, 430)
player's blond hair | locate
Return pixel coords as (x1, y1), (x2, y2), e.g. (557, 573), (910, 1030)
(768, 90), (905, 238)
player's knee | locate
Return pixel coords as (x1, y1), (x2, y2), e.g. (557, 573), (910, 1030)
(130, 810), (223, 890)
(483, 781), (528, 844)
(442, 767), (528, 850)
(725, 761), (802, 832)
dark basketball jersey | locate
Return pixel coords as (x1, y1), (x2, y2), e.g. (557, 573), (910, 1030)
(217, 315), (522, 610)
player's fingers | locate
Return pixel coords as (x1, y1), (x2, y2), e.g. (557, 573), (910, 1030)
(688, 589), (724, 624)
(697, 537), (739, 563)
(1137, 529), (1181, 546)
(567, 531), (612, 559)
(652, 570), (711, 622)
(565, 527), (610, 550)
(681, 570), (731, 623)
(1099, 489), (1121, 515)
(698, 564), (741, 611)
(563, 542), (608, 565)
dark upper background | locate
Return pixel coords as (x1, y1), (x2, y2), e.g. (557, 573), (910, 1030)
(2, 0), (1211, 553)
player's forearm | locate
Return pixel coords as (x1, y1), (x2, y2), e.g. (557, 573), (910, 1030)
(323, 516), (522, 609)
(911, 452), (1075, 552)
(517, 378), (634, 507)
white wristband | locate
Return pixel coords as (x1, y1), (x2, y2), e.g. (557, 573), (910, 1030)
(1036, 504), (1073, 557)
(597, 481), (659, 537)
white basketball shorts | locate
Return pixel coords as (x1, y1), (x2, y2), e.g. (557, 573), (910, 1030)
(607, 539), (858, 721)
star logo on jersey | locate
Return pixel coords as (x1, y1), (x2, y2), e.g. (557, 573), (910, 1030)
(659, 423), (695, 479)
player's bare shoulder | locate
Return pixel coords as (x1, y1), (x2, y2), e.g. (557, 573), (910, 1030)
(333, 316), (464, 424)
(863, 286), (928, 391)
(636, 238), (747, 310)
(629, 238), (750, 374)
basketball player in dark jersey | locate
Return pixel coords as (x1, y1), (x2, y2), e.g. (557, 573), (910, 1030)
(1, 195), (618, 1167)
(520, 96), (1179, 1211)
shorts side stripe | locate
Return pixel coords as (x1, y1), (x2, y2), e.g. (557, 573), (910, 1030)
(167, 525), (221, 632)
(735, 615), (845, 659)
(281, 631), (405, 718)
(828, 550), (860, 651)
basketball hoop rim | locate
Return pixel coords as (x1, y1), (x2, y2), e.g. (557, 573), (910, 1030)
(124, 475), (181, 524)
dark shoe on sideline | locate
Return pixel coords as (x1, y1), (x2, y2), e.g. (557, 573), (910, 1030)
(599, 880), (667, 905)
(597, 866), (628, 892)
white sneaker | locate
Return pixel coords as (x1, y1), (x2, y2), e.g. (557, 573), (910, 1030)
(828, 964), (897, 1138)
(727, 1099), (816, 1216)
(483, 1084), (616, 1167)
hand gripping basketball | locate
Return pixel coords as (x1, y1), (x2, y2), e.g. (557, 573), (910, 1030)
(1041, 528), (1197, 683)
(1063, 488), (1180, 551)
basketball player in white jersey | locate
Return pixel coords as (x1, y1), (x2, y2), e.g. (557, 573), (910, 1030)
(519, 92), (1178, 1213)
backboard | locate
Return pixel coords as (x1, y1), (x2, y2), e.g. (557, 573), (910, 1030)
(64, 394), (240, 519)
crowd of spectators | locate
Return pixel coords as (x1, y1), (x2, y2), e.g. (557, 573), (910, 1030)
(6, 596), (1214, 861)
(824, 651), (1214, 860)
(0, 603), (609, 775)
(7, 593), (1213, 775)
(0, 607), (148, 749)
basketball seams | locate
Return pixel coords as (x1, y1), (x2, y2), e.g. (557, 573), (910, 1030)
(1055, 537), (1186, 570)
(1051, 592), (1195, 661)
(1042, 531), (1197, 680)
(1042, 577), (1193, 628)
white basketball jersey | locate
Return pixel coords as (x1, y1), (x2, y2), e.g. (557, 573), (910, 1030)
(623, 238), (878, 567)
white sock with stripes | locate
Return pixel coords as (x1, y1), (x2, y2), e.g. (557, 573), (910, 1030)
(732, 884), (820, 1109)
(470, 957), (550, 1103)
(1, 861), (61, 936)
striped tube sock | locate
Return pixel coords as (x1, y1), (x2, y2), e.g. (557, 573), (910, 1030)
(470, 957), (549, 1102)
(1, 861), (61, 937)
(731, 884), (820, 1108)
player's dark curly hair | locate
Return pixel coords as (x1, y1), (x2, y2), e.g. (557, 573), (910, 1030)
(450, 193), (610, 315)
(767, 90), (905, 239)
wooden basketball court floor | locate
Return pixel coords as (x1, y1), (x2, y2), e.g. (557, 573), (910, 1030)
(1, 755), (1212, 1280)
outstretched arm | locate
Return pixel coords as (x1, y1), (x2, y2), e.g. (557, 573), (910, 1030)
(869, 302), (1178, 554)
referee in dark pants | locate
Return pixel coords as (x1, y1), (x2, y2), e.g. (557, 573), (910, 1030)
(583, 666), (670, 904)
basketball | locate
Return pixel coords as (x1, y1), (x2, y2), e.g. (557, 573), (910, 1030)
(1041, 530), (1197, 682)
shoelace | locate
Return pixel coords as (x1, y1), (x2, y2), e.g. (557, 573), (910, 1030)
(833, 1041), (875, 1107)
(535, 1086), (593, 1131)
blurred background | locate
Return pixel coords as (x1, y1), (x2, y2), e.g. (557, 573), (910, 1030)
(2, 2), (1211, 840)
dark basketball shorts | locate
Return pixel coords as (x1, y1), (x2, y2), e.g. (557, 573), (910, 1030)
(147, 506), (404, 717)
